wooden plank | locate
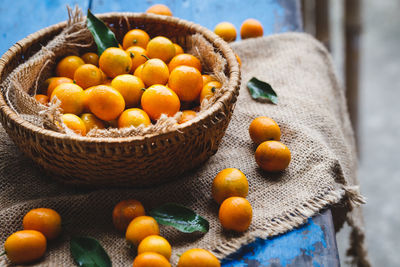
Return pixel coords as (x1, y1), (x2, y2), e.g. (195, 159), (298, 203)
(315, 0), (330, 50)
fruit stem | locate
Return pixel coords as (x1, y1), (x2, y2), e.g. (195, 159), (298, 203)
(141, 54), (150, 61)
(141, 88), (146, 92)
(0, 251), (6, 257)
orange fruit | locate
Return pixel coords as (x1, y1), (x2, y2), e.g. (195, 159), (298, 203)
(118, 108), (151, 128)
(168, 65), (203, 102)
(202, 75), (214, 86)
(177, 248), (220, 267)
(240, 18), (264, 39)
(99, 47), (132, 78)
(200, 81), (222, 103)
(214, 22), (237, 42)
(178, 110), (197, 124)
(212, 168), (249, 204)
(141, 58), (169, 87)
(123, 29), (150, 50)
(74, 64), (103, 89)
(255, 141), (291, 172)
(87, 85), (125, 121)
(34, 94), (49, 106)
(80, 113), (105, 132)
(22, 208), (62, 240)
(81, 52), (99, 66)
(126, 46), (149, 72)
(82, 87), (95, 113)
(43, 77), (57, 90)
(146, 36), (176, 63)
(126, 216), (160, 246)
(141, 85), (180, 120)
(111, 74), (145, 107)
(173, 43), (184, 55)
(168, 53), (202, 73)
(56, 55), (85, 79)
(219, 197), (252, 232)
(112, 199), (146, 232)
(146, 4), (173, 16)
(47, 77), (73, 97)
(235, 54), (241, 66)
(61, 114), (87, 136)
(50, 83), (84, 115)
(134, 64), (145, 80)
(133, 252), (171, 267)
(4, 230), (46, 264)
(138, 235), (172, 260)
(249, 116), (281, 145)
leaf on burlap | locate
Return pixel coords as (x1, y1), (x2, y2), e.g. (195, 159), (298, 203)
(247, 77), (278, 104)
(86, 9), (119, 56)
(70, 236), (112, 267)
(149, 203), (209, 233)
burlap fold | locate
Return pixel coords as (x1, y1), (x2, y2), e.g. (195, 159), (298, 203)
(0, 33), (369, 266)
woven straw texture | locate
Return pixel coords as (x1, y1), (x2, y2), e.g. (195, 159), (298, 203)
(0, 32), (370, 266)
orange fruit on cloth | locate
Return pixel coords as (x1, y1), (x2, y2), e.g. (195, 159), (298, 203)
(123, 29), (150, 50)
(177, 248), (220, 267)
(178, 110), (197, 124)
(146, 36), (176, 63)
(141, 85), (180, 120)
(50, 83), (84, 115)
(34, 94), (49, 106)
(240, 18), (264, 39)
(141, 58), (169, 87)
(80, 113), (105, 132)
(23, 208), (62, 240)
(56, 55), (84, 79)
(126, 216), (160, 246)
(249, 116), (281, 145)
(81, 52), (99, 66)
(4, 230), (46, 264)
(146, 4), (173, 16)
(46, 77), (73, 97)
(168, 65), (203, 102)
(74, 64), (103, 89)
(126, 46), (149, 72)
(118, 108), (151, 129)
(255, 141), (291, 172)
(168, 53), (202, 73)
(133, 252), (171, 267)
(99, 47), (132, 78)
(212, 168), (249, 204)
(111, 74), (145, 108)
(138, 235), (172, 260)
(200, 81), (222, 103)
(214, 22), (237, 42)
(61, 114), (87, 136)
(173, 43), (184, 55)
(87, 85), (125, 121)
(219, 197), (252, 232)
(112, 199), (146, 232)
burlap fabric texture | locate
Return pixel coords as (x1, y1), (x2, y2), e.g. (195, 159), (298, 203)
(0, 33), (370, 266)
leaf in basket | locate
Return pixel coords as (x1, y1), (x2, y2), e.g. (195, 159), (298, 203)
(70, 236), (112, 267)
(86, 9), (119, 56)
(247, 77), (278, 104)
(149, 203), (209, 233)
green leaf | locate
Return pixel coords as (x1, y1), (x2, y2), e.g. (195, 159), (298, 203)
(149, 203), (209, 233)
(70, 236), (112, 267)
(247, 77), (278, 104)
(86, 9), (119, 56)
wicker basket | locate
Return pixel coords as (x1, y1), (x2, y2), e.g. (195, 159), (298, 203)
(0, 13), (240, 187)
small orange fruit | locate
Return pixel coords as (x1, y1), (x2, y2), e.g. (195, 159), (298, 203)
(34, 94), (49, 106)
(178, 110), (197, 124)
(214, 22), (237, 42)
(81, 52), (99, 66)
(173, 43), (184, 55)
(123, 29), (150, 50)
(126, 216), (160, 246)
(146, 36), (176, 63)
(177, 248), (220, 267)
(240, 18), (264, 39)
(61, 114), (87, 136)
(133, 252), (171, 267)
(134, 64), (145, 80)
(111, 74), (145, 107)
(50, 83), (84, 115)
(141, 85), (180, 120)
(126, 46), (149, 72)
(47, 77), (73, 97)
(141, 58), (169, 87)
(99, 47), (132, 78)
(43, 77), (57, 90)
(202, 75), (214, 86)
(219, 197), (252, 232)
(112, 199), (146, 232)
(200, 81), (222, 103)
(118, 108), (151, 128)
(249, 116), (281, 145)
(168, 53), (202, 73)
(138, 235), (172, 260)
(56, 55), (85, 79)
(74, 64), (103, 89)
(255, 141), (291, 172)
(80, 113), (105, 132)
(146, 4), (173, 16)
(82, 87), (95, 113)
(168, 65), (203, 102)
(23, 208), (62, 240)
(4, 230), (47, 264)
(212, 168), (249, 204)
(88, 85), (125, 121)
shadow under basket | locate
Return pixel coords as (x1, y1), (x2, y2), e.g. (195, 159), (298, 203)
(0, 13), (240, 187)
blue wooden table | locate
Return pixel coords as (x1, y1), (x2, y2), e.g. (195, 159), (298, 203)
(0, 1), (339, 266)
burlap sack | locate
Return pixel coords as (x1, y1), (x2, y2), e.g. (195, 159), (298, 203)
(0, 33), (369, 266)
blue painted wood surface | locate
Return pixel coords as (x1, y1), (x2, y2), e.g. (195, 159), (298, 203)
(0, 1), (338, 266)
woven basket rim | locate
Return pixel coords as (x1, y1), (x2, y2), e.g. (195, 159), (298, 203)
(0, 12), (240, 144)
